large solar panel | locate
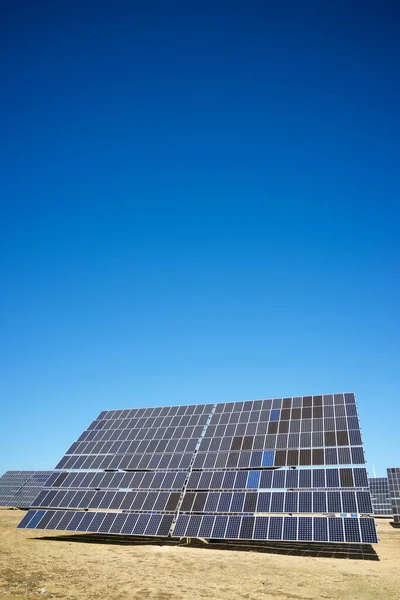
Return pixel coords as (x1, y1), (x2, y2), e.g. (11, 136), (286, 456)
(0, 471), (54, 508)
(369, 478), (392, 516)
(17, 393), (378, 544)
(387, 468), (400, 523)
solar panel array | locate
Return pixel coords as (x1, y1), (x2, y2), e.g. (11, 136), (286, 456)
(0, 471), (54, 508)
(387, 468), (400, 523)
(17, 393), (378, 544)
(369, 478), (392, 516)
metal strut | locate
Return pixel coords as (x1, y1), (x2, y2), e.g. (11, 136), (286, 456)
(169, 403), (217, 537)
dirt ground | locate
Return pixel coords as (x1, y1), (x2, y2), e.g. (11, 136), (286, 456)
(0, 511), (399, 600)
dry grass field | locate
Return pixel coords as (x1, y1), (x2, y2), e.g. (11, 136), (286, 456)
(0, 511), (399, 600)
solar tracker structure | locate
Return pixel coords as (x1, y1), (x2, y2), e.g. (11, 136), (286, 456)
(369, 478), (392, 516)
(0, 471), (54, 508)
(18, 393), (378, 544)
(387, 468), (400, 523)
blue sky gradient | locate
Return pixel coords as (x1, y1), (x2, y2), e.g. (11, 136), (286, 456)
(1, 1), (399, 476)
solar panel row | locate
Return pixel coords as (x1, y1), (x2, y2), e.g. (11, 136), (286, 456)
(30, 488), (372, 514)
(46, 470), (187, 490)
(67, 436), (200, 457)
(0, 471), (36, 486)
(201, 428), (362, 448)
(178, 490), (372, 514)
(205, 413), (360, 436)
(18, 509), (377, 543)
(57, 446), (365, 471)
(213, 394), (357, 411)
(86, 411), (361, 438)
(172, 515), (377, 544)
(387, 468), (400, 523)
(64, 429), (363, 455)
(91, 394), (356, 424)
(368, 478), (392, 516)
(76, 418), (362, 446)
(173, 514), (378, 543)
(97, 403), (214, 420)
(211, 402), (357, 421)
(88, 416), (209, 433)
(56, 451), (195, 471)
(32, 489), (181, 512)
(18, 509), (175, 536)
(188, 467), (368, 489)
(44, 467), (368, 491)
(193, 447), (364, 470)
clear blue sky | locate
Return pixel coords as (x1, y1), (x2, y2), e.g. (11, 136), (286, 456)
(1, 1), (399, 477)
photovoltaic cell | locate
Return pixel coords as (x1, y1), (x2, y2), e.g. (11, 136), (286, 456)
(173, 514), (189, 537)
(239, 516), (254, 539)
(344, 518), (361, 543)
(212, 515), (229, 538)
(328, 517), (344, 542)
(283, 516), (297, 540)
(327, 491), (342, 513)
(198, 515), (215, 537)
(298, 517), (313, 541)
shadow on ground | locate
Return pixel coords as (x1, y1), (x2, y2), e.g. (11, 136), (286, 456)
(33, 533), (379, 561)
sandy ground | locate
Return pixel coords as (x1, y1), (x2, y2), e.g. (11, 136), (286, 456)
(0, 511), (399, 600)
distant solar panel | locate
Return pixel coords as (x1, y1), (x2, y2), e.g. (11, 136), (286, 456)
(369, 478), (392, 516)
(0, 472), (33, 506)
(17, 393), (378, 544)
(0, 471), (54, 508)
(387, 468), (400, 523)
